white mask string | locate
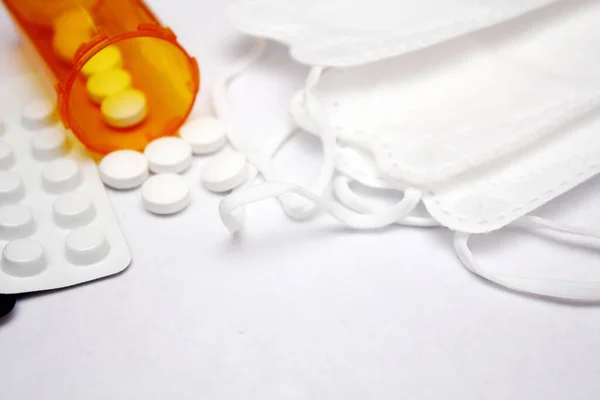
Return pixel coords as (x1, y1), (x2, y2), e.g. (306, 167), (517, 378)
(216, 39), (425, 232)
(212, 38), (337, 223)
(332, 176), (439, 228)
(455, 216), (600, 300)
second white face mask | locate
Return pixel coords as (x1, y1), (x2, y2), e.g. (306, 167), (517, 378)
(289, 0), (600, 189)
(228, 0), (559, 67)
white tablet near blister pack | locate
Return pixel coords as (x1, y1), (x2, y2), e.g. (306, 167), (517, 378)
(0, 75), (131, 294)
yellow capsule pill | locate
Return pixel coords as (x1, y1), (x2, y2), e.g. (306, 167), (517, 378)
(52, 29), (91, 64)
(86, 68), (133, 104)
(101, 88), (148, 129)
(81, 45), (124, 77)
(52, 8), (95, 36)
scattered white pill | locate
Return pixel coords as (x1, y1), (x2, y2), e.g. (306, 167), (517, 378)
(2, 238), (46, 277)
(32, 126), (69, 160)
(53, 192), (95, 228)
(201, 149), (249, 193)
(99, 150), (148, 189)
(42, 158), (81, 193)
(144, 136), (192, 174)
(0, 138), (14, 169)
(0, 171), (24, 204)
(179, 117), (227, 155)
(21, 98), (57, 130)
(0, 204), (35, 240)
(141, 173), (190, 215)
(65, 226), (111, 265)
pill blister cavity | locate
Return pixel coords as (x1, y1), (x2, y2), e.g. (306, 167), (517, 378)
(0, 204), (35, 240)
(65, 227), (110, 265)
(2, 238), (47, 278)
(53, 192), (96, 228)
(42, 158), (81, 193)
(0, 138), (15, 169)
(0, 171), (24, 204)
(31, 126), (69, 160)
(21, 99), (57, 130)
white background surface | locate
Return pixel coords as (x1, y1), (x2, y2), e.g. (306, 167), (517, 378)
(2, 1), (600, 399)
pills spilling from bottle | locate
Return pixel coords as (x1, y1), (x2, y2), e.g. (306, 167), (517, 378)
(142, 173), (191, 215)
(201, 149), (249, 193)
(99, 150), (149, 189)
(144, 136), (192, 174)
(179, 117), (227, 155)
(101, 88), (148, 128)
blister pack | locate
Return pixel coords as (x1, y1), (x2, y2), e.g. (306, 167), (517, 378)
(0, 75), (131, 294)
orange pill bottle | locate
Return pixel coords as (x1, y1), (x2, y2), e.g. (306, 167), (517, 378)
(1, 0), (200, 154)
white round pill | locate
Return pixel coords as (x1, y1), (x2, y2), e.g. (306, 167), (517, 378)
(0, 171), (24, 204)
(179, 117), (227, 155)
(144, 137), (192, 174)
(2, 238), (46, 277)
(0, 138), (15, 169)
(21, 98), (57, 130)
(0, 204), (35, 240)
(201, 149), (249, 193)
(42, 158), (81, 193)
(65, 226), (110, 265)
(141, 173), (190, 215)
(32, 126), (69, 160)
(53, 192), (95, 228)
(99, 150), (149, 189)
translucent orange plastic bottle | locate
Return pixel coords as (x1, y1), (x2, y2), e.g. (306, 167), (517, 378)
(2, 0), (200, 154)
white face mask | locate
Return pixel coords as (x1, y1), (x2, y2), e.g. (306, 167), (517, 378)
(217, 0), (600, 300)
(328, 113), (600, 300)
(220, 0), (568, 223)
(229, 0), (559, 67)
(289, 0), (600, 188)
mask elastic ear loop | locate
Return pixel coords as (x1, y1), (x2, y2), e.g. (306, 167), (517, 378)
(454, 216), (600, 300)
(220, 181), (422, 233)
(334, 147), (392, 190)
(228, 123), (298, 226)
(333, 176), (439, 227)
(212, 39), (337, 222)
